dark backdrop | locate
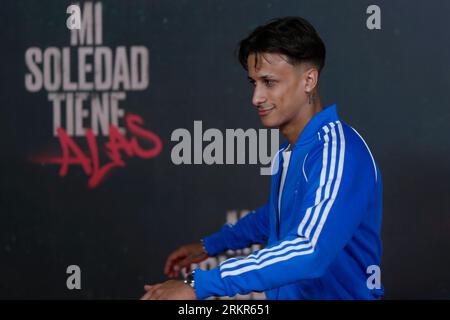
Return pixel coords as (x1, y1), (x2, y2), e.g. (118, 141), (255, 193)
(0, 0), (449, 299)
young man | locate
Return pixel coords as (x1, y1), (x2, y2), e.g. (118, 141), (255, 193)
(141, 16), (383, 300)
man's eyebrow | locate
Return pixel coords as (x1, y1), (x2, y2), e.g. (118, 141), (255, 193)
(247, 74), (276, 81)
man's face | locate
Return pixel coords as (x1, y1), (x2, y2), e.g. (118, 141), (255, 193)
(247, 52), (309, 128)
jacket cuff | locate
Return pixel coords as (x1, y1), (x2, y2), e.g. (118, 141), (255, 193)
(194, 267), (227, 300)
(202, 227), (229, 256)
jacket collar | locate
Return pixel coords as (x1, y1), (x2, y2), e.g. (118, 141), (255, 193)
(286, 103), (339, 150)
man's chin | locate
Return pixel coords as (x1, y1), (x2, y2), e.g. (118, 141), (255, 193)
(259, 118), (279, 129)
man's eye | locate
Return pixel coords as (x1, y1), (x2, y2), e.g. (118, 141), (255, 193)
(264, 79), (275, 87)
(249, 80), (256, 86)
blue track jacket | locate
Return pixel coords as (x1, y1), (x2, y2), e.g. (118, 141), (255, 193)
(195, 104), (383, 300)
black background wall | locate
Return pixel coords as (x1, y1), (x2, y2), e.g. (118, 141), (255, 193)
(0, 0), (449, 299)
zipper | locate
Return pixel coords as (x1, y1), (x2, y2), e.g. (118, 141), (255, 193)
(276, 145), (293, 240)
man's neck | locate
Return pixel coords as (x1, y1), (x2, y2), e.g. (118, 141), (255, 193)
(281, 98), (323, 147)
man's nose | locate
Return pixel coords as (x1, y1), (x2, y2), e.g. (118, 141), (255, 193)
(252, 86), (267, 107)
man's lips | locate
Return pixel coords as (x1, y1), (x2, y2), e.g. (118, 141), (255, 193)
(258, 106), (275, 116)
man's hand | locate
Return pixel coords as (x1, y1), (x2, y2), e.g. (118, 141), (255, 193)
(164, 242), (208, 278)
(140, 280), (197, 300)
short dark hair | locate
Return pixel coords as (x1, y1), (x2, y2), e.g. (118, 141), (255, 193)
(238, 17), (326, 73)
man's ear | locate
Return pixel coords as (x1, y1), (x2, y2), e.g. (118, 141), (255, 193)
(304, 67), (319, 94)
